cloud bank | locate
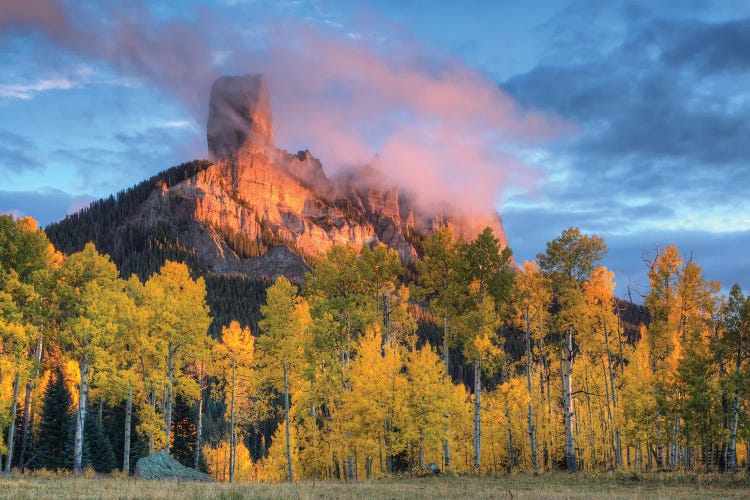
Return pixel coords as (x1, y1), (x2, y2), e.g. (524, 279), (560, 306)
(0, 0), (567, 216)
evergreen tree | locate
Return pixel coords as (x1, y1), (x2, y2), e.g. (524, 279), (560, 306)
(103, 399), (149, 475)
(83, 402), (117, 473)
(34, 369), (74, 471)
(171, 393), (199, 468)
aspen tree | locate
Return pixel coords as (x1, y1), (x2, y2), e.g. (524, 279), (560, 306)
(57, 243), (130, 473)
(217, 321), (255, 482)
(538, 227), (606, 473)
(144, 261), (210, 454)
(258, 277), (311, 482)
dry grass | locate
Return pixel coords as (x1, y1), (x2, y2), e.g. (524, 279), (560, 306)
(0, 472), (749, 499)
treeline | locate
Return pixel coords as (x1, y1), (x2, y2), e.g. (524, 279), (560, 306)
(44, 160), (268, 340)
(1, 215), (749, 481)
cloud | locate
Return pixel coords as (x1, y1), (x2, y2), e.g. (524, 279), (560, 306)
(0, 0), (66, 37)
(497, 2), (750, 297)
(247, 27), (570, 213)
(503, 204), (750, 299)
(0, 129), (43, 172)
(0, 0), (569, 218)
(49, 124), (204, 193)
(0, 188), (93, 226)
(503, 6), (750, 232)
(0, 77), (78, 99)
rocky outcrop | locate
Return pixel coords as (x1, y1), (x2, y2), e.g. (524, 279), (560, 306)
(135, 451), (212, 481)
(123, 74), (508, 282)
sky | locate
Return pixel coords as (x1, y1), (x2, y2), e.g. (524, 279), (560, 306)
(1, 0), (750, 299)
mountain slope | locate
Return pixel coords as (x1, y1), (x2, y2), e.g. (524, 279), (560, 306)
(48, 74), (508, 284)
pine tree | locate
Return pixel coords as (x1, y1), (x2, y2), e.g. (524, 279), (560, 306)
(34, 369), (74, 471)
(83, 402), (117, 473)
(171, 393), (198, 467)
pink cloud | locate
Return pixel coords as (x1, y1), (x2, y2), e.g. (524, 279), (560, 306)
(1, 1), (571, 218)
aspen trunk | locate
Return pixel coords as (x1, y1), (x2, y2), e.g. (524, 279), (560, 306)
(195, 366), (204, 471)
(671, 417), (680, 469)
(442, 315), (451, 471)
(230, 362), (236, 483)
(562, 329), (576, 472)
(727, 397), (739, 471)
(473, 359), (482, 472)
(147, 388), (156, 454)
(283, 360), (294, 482)
(4, 371), (20, 472)
(728, 351), (742, 471)
(524, 306), (539, 474)
(419, 428), (425, 468)
(165, 344), (174, 453)
(19, 332), (42, 470)
(19, 379), (33, 470)
(603, 325), (623, 468)
(123, 385), (132, 474)
(73, 360), (90, 474)
(506, 406), (514, 474)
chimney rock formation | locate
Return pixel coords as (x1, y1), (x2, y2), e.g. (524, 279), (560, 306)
(207, 75), (275, 159)
(116, 74), (508, 281)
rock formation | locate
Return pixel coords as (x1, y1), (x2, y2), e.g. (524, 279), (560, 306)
(207, 74), (274, 159)
(135, 450), (212, 481)
(124, 74), (508, 282)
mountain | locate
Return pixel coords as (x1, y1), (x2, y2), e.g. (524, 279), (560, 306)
(48, 74), (508, 285)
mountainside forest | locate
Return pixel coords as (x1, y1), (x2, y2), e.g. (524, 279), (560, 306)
(1, 200), (749, 481)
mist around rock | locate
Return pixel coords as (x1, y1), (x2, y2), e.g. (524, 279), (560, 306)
(1, 0), (569, 229)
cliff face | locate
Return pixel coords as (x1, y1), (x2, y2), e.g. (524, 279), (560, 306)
(127, 74), (507, 281)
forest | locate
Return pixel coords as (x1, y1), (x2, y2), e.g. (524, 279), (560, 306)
(1, 213), (749, 482)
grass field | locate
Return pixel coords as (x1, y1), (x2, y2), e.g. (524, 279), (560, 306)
(1, 472), (749, 499)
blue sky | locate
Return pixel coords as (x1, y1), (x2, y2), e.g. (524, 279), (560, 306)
(1, 0), (750, 298)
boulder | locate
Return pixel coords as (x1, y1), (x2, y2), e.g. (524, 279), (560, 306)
(134, 450), (212, 481)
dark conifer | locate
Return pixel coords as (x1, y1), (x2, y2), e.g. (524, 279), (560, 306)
(34, 368), (74, 471)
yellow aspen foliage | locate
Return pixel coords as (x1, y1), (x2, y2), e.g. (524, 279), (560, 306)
(258, 277), (312, 482)
(339, 327), (407, 478)
(144, 260), (211, 453)
(620, 326), (657, 445)
(217, 320), (255, 482)
(204, 438), (259, 483)
(447, 383), (474, 473)
(404, 344), (451, 468)
(264, 420), (300, 482)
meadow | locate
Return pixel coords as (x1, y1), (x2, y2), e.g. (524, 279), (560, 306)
(1, 472), (749, 500)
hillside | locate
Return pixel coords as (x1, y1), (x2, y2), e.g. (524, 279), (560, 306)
(45, 74), (507, 337)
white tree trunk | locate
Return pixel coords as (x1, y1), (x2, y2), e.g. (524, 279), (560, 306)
(165, 343), (174, 453)
(123, 385), (132, 474)
(562, 330), (576, 472)
(195, 366), (204, 471)
(442, 315), (451, 471)
(229, 362), (236, 483)
(525, 306), (539, 474)
(604, 325), (622, 468)
(473, 359), (482, 472)
(4, 371), (20, 472)
(283, 360), (294, 482)
(74, 360), (90, 473)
